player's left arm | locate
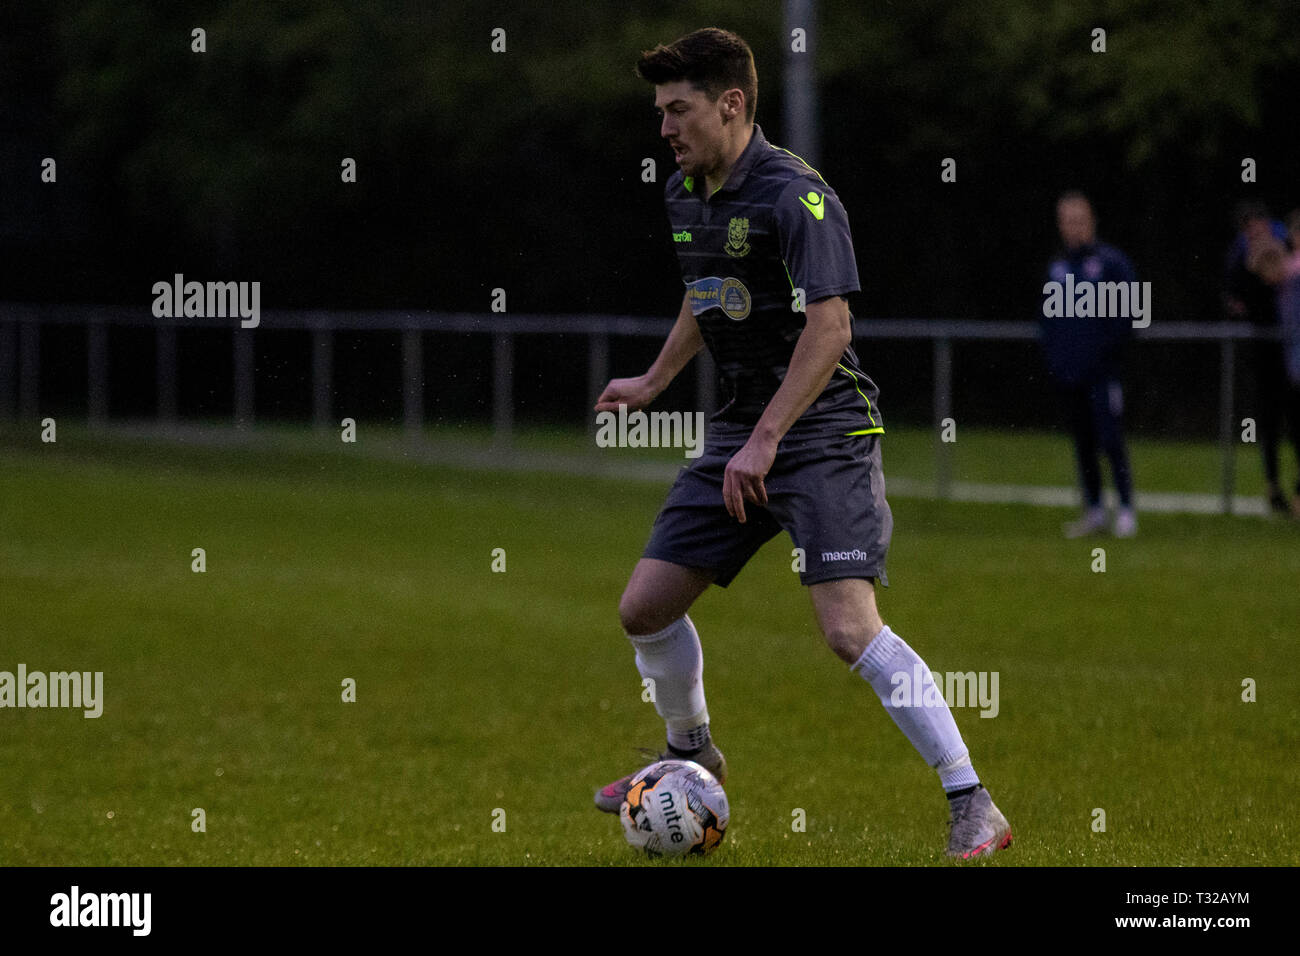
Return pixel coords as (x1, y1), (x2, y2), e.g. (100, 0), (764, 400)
(722, 295), (851, 523)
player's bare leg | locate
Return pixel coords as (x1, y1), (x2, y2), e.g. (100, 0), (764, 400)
(595, 559), (726, 812)
(808, 577), (1012, 858)
(806, 576), (884, 663)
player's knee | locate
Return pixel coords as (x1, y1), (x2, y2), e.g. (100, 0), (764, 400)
(820, 622), (874, 664)
(618, 590), (673, 636)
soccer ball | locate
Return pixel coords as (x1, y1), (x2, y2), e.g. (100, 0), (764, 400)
(619, 759), (729, 858)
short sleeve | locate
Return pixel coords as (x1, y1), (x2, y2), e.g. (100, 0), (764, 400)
(773, 178), (861, 303)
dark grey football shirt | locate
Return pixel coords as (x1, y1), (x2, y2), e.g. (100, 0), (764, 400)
(665, 123), (883, 437)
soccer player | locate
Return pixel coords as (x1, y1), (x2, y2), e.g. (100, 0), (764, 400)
(592, 28), (1011, 859)
(1041, 192), (1139, 538)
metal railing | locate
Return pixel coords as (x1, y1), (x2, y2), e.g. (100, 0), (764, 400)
(0, 304), (1268, 513)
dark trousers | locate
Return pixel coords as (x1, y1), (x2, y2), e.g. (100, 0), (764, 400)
(1250, 342), (1300, 495)
(1057, 377), (1134, 509)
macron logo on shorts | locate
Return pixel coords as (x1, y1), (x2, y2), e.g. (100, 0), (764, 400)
(821, 548), (869, 563)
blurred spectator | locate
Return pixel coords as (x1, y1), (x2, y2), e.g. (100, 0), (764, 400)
(1269, 209), (1300, 517)
(1281, 210), (1300, 383)
(1040, 191), (1138, 538)
(1224, 201), (1299, 515)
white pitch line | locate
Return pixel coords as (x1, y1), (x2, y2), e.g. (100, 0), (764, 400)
(885, 477), (1269, 516)
(93, 422), (1273, 517)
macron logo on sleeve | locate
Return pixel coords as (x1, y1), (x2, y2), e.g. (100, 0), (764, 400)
(797, 190), (825, 220)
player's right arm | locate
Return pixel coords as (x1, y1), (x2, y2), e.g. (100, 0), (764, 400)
(594, 292), (702, 412)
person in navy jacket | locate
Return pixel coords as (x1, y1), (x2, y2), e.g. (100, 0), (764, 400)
(1040, 191), (1138, 538)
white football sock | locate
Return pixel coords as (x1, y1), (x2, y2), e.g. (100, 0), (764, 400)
(851, 625), (980, 793)
(627, 615), (710, 752)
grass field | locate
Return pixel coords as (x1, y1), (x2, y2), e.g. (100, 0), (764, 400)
(1, 422), (1297, 865)
(317, 419), (1280, 499)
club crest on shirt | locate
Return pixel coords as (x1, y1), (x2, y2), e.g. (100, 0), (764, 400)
(724, 217), (751, 258)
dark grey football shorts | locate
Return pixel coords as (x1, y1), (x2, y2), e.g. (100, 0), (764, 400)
(642, 423), (893, 588)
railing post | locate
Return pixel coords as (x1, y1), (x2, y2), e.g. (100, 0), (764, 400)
(493, 330), (514, 446)
(19, 315), (39, 422)
(1219, 336), (1236, 514)
(87, 317), (108, 427)
(312, 325), (333, 434)
(233, 327), (254, 428)
(0, 315), (17, 420)
(156, 325), (177, 426)
(403, 327), (423, 442)
(588, 330), (609, 448)
(934, 336), (953, 499)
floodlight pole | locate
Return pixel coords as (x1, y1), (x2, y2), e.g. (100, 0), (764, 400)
(782, 0), (821, 166)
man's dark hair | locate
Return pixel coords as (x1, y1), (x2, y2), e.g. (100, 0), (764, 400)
(636, 28), (757, 124)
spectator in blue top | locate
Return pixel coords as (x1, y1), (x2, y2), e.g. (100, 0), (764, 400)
(1040, 191), (1138, 538)
(1224, 200), (1298, 516)
(1282, 209), (1300, 394)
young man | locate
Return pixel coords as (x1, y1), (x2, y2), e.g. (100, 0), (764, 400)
(1280, 211), (1300, 518)
(592, 27), (1011, 859)
(1225, 201), (1300, 516)
(1040, 192), (1139, 538)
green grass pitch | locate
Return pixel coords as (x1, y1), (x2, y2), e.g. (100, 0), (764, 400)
(1, 424), (1296, 865)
